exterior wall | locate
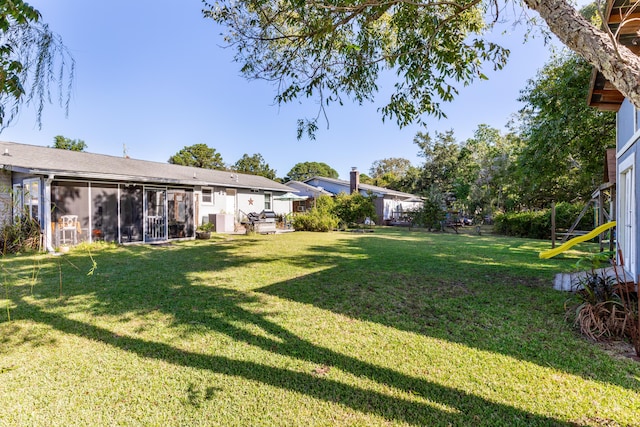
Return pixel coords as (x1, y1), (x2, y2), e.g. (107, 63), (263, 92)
(237, 191), (293, 217)
(375, 198), (385, 223)
(196, 187), (217, 224)
(306, 178), (348, 195)
(292, 199), (314, 212)
(199, 188), (293, 226)
(0, 170), (13, 226)
(616, 99), (640, 279)
(237, 190), (266, 217)
(617, 100), (636, 149)
(197, 186), (238, 224)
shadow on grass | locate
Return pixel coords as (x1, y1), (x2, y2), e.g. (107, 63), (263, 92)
(257, 231), (640, 392)
(13, 287), (573, 426)
(1, 231), (635, 425)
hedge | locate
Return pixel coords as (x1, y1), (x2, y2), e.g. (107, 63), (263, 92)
(493, 202), (595, 239)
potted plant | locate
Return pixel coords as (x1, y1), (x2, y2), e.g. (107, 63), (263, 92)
(196, 222), (215, 239)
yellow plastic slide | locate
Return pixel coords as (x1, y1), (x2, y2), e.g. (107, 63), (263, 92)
(539, 221), (616, 259)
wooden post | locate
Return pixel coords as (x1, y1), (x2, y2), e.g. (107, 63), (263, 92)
(551, 202), (556, 249)
(598, 188), (604, 251)
(610, 186), (616, 253)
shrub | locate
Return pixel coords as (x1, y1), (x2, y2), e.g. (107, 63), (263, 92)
(333, 192), (377, 226)
(315, 194), (336, 213)
(554, 202), (594, 231)
(291, 208), (339, 232)
(407, 198), (445, 230)
(493, 202), (594, 239)
(493, 210), (548, 239)
(197, 222), (215, 232)
(0, 215), (42, 254)
(566, 252), (639, 352)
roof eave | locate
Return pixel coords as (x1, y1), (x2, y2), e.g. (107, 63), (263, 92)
(7, 166), (291, 192)
(587, 0), (639, 111)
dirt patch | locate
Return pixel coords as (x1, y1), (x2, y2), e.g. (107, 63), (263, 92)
(598, 340), (640, 362)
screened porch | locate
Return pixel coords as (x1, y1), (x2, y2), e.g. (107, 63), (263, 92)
(50, 181), (195, 246)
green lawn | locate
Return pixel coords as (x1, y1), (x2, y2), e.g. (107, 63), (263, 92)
(1, 229), (639, 426)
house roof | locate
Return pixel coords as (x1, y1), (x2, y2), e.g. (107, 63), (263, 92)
(284, 180), (333, 197)
(0, 141), (292, 192)
(304, 175), (420, 199)
(587, 0), (638, 110)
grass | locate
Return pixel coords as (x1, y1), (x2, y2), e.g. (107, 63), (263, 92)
(1, 228), (639, 426)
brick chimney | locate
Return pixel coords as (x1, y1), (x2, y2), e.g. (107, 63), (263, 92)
(349, 167), (359, 194)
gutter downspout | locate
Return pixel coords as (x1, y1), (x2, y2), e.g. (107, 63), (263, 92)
(44, 174), (55, 252)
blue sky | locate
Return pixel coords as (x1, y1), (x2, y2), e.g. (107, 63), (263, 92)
(1, 0), (559, 180)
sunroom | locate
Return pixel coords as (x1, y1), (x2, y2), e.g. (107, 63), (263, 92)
(49, 181), (195, 246)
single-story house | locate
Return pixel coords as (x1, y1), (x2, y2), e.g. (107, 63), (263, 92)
(304, 168), (423, 224)
(283, 180), (333, 212)
(0, 141), (294, 250)
(587, 0), (640, 283)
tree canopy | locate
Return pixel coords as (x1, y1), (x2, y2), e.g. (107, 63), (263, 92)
(204, 0), (508, 137)
(204, 0), (640, 134)
(370, 158), (412, 179)
(458, 124), (517, 213)
(52, 135), (87, 151)
(232, 153), (276, 180)
(414, 130), (461, 198)
(402, 52), (615, 213)
(285, 162), (339, 182)
(0, 0), (74, 129)
(168, 144), (226, 170)
(511, 51), (615, 207)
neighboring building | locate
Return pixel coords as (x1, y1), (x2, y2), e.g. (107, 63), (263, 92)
(0, 141), (293, 250)
(284, 180), (333, 212)
(587, 0), (639, 282)
(304, 168), (423, 224)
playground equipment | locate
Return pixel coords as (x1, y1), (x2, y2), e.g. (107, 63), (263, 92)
(548, 149), (617, 255)
(539, 221), (616, 259)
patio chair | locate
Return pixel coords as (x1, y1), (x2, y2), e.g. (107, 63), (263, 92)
(59, 215), (78, 245)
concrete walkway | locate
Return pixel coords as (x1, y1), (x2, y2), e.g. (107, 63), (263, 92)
(554, 266), (636, 292)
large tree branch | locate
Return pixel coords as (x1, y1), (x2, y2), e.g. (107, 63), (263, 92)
(524, 0), (640, 110)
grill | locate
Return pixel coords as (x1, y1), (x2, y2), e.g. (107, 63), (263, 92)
(245, 210), (277, 234)
(259, 210), (277, 222)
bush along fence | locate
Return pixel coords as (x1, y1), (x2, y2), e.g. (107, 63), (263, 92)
(494, 202), (594, 240)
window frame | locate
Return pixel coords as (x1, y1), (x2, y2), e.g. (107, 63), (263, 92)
(264, 192), (272, 210)
(201, 187), (214, 205)
(22, 178), (41, 221)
